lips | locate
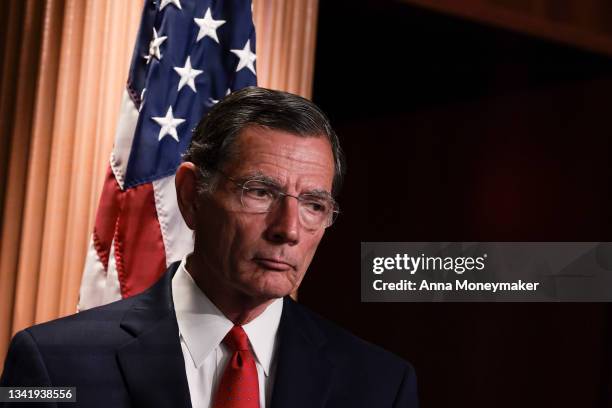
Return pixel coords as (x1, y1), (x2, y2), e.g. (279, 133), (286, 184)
(253, 257), (294, 271)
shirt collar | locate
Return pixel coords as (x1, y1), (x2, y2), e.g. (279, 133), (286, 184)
(171, 255), (283, 376)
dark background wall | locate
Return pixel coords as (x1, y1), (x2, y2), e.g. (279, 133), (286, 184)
(301, 1), (612, 407)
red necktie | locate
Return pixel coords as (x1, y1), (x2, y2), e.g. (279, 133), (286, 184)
(212, 325), (260, 408)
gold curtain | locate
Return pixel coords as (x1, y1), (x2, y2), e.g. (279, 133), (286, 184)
(254, 0), (319, 97)
(0, 0), (319, 366)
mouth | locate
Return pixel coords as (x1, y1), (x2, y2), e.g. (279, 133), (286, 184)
(253, 257), (294, 271)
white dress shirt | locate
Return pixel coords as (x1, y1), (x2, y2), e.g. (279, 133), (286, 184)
(171, 256), (283, 408)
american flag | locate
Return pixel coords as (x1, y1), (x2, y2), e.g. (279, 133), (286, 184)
(78, 0), (257, 310)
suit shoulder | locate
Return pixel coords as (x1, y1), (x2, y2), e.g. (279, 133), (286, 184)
(288, 299), (413, 372)
(24, 295), (139, 347)
(22, 264), (176, 347)
(285, 299), (418, 405)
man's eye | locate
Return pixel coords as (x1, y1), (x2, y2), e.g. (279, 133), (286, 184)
(303, 200), (328, 213)
(245, 187), (273, 200)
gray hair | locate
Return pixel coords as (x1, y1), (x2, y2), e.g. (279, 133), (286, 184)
(182, 86), (345, 197)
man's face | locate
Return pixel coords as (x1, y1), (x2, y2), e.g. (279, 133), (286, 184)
(191, 125), (335, 301)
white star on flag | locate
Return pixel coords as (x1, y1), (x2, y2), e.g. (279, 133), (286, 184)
(194, 8), (226, 43)
(152, 107), (185, 142)
(160, 0), (181, 10)
(230, 40), (256, 74)
(145, 28), (167, 63)
(173, 56), (203, 92)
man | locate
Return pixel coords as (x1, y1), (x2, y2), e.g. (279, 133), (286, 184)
(1, 87), (418, 407)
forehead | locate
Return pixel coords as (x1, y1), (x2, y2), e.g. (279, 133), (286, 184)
(224, 125), (335, 192)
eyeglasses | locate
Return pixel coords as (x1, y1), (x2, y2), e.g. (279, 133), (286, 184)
(218, 172), (339, 230)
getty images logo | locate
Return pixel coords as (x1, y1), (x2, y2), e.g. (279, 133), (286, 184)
(372, 253), (488, 275)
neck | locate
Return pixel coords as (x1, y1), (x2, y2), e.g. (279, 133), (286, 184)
(186, 255), (274, 325)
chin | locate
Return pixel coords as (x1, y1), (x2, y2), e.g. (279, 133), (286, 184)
(255, 284), (294, 300)
(241, 276), (296, 301)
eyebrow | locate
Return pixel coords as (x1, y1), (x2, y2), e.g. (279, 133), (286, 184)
(301, 189), (334, 201)
(236, 170), (334, 199)
(235, 171), (281, 186)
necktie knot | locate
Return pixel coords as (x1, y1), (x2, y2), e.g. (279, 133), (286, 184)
(223, 325), (250, 352)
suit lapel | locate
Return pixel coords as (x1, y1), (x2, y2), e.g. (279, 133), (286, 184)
(116, 263), (192, 408)
(270, 297), (335, 408)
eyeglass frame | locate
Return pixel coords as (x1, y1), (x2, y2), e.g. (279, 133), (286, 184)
(214, 170), (340, 229)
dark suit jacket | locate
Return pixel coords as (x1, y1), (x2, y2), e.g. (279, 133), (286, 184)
(1, 262), (418, 407)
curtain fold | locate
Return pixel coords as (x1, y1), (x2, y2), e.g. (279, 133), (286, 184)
(253, 0), (318, 97)
(0, 0), (46, 362)
(34, 0), (86, 325)
(0, 0), (320, 367)
(0, 0), (26, 362)
(0, 0), (26, 217)
(58, 0), (108, 317)
(11, 0), (65, 337)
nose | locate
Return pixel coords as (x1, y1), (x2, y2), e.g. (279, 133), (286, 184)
(264, 195), (300, 245)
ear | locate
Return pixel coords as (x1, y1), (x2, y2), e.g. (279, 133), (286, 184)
(175, 162), (199, 230)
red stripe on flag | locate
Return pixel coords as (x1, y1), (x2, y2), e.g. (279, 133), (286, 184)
(114, 182), (167, 298)
(93, 167), (122, 271)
